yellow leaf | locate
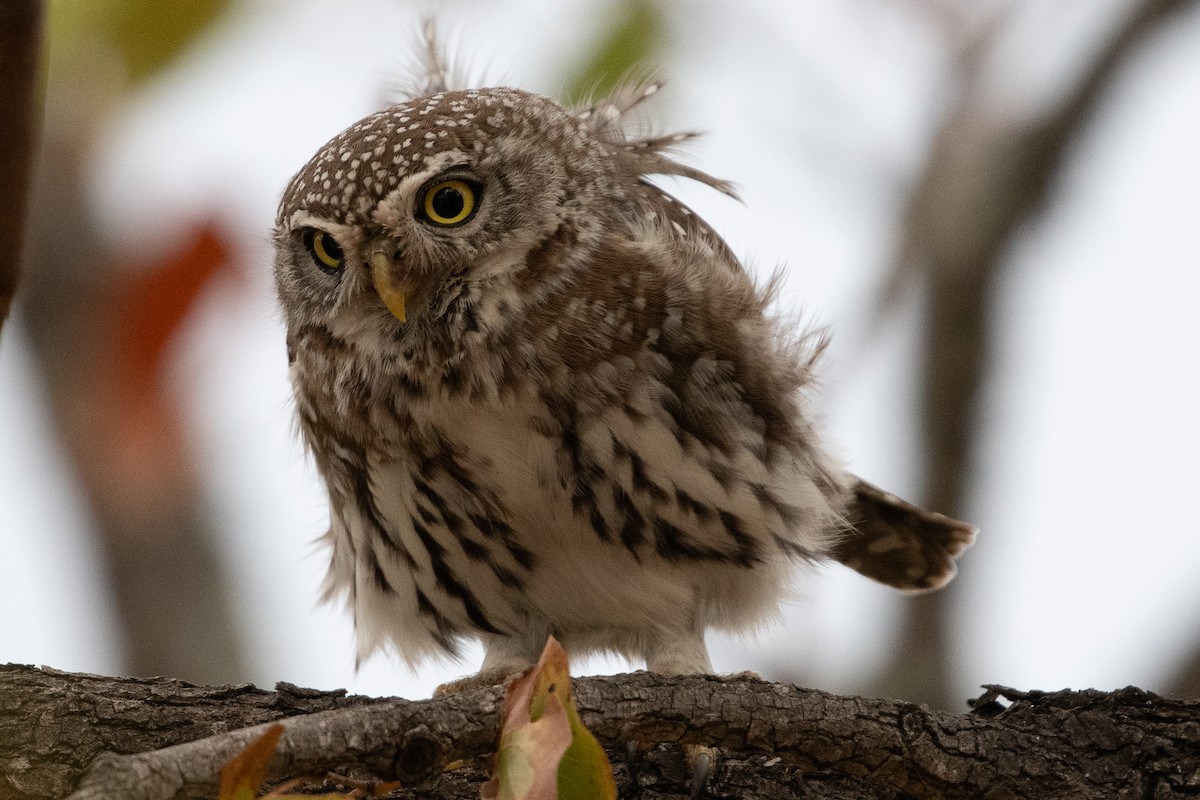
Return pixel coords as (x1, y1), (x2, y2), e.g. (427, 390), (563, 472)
(484, 640), (572, 800)
(564, 0), (664, 104)
(486, 690), (571, 800)
(483, 637), (616, 800)
(218, 724), (284, 800)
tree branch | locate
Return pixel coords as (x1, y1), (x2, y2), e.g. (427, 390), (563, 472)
(2, 664), (1197, 800)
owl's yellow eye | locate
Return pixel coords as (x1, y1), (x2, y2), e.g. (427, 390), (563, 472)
(419, 179), (479, 226)
(301, 228), (344, 274)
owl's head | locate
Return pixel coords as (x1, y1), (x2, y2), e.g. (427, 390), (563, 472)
(275, 88), (598, 339)
(274, 78), (734, 363)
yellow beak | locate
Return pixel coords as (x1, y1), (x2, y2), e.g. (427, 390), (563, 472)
(370, 249), (407, 323)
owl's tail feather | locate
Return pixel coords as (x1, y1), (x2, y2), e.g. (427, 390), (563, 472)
(833, 477), (977, 593)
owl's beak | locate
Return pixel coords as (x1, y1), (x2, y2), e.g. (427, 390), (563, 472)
(369, 249), (408, 323)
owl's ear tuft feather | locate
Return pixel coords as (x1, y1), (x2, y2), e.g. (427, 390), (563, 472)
(572, 73), (665, 131)
(619, 133), (739, 199)
(394, 19), (469, 100)
(576, 76), (738, 200)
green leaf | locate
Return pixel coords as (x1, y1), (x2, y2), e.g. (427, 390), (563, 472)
(483, 637), (616, 800)
(557, 694), (617, 800)
(48, 0), (233, 84)
(564, 0), (664, 104)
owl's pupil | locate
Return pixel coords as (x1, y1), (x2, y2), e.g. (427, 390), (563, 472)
(431, 187), (464, 219)
(318, 233), (343, 261)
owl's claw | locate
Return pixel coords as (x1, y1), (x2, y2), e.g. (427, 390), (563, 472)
(623, 739), (719, 797)
(686, 743), (718, 799)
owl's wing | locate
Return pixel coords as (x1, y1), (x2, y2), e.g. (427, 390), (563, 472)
(632, 181), (744, 273)
(833, 477), (977, 593)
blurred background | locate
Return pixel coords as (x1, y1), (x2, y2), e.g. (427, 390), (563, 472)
(2, 0), (1199, 710)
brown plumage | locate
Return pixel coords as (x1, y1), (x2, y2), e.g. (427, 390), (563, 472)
(273, 42), (975, 677)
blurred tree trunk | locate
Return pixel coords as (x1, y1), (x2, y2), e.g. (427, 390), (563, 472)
(877, 0), (1197, 708)
(17, 34), (248, 685)
(0, 0), (43, 336)
(1168, 643), (1200, 698)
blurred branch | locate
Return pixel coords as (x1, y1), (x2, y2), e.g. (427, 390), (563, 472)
(4, 665), (1198, 800)
(877, 0), (1198, 708)
(0, 0), (44, 336)
(21, 165), (248, 683)
(1169, 649), (1200, 698)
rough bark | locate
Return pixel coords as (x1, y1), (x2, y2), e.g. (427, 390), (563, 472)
(2, 664), (1197, 800)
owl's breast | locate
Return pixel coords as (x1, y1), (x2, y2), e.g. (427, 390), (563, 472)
(318, 360), (848, 666)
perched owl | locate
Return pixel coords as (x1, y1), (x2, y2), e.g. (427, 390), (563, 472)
(273, 48), (975, 680)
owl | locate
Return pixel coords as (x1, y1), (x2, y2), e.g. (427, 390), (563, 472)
(273, 45), (975, 681)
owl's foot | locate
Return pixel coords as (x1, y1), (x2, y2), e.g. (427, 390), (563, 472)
(433, 665), (528, 696)
(435, 635), (546, 696)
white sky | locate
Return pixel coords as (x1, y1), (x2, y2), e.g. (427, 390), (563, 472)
(2, 0), (1199, 702)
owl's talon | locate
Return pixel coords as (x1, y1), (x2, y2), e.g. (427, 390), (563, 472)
(685, 743), (719, 799)
(624, 740), (640, 789)
(622, 740), (715, 796)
